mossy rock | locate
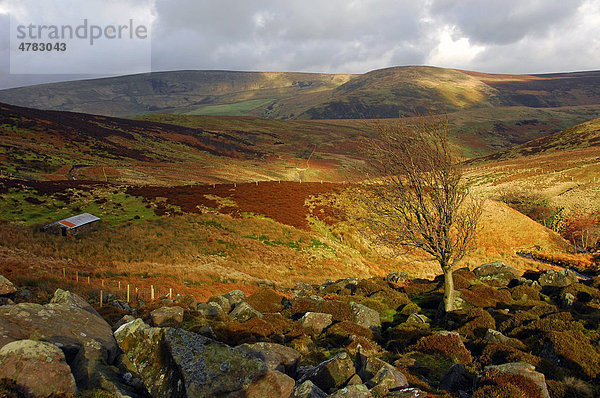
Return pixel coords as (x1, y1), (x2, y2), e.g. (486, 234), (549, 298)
(410, 332), (473, 364)
(510, 284), (542, 302)
(324, 321), (374, 346)
(460, 284), (512, 308)
(443, 308), (496, 339)
(453, 268), (478, 290)
(399, 302), (421, 316)
(291, 297), (353, 322)
(475, 369), (546, 398)
(245, 288), (285, 313)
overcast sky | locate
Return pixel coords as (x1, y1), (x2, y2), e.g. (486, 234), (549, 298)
(0, 0), (599, 89)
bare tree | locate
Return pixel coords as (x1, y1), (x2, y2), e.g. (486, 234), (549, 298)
(351, 116), (481, 312)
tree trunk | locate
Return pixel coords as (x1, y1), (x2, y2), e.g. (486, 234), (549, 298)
(443, 267), (455, 312)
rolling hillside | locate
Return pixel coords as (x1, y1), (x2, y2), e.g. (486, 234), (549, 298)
(1, 67), (600, 122)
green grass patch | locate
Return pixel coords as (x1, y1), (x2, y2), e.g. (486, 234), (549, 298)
(185, 98), (276, 116)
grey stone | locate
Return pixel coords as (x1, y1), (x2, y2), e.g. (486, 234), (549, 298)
(351, 302), (381, 331)
(300, 312), (333, 334)
(291, 380), (327, 398)
(0, 275), (17, 296)
(229, 301), (263, 322)
(485, 362), (550, 398)
(150, 306), (184, 327)
(538, 269), (578, 288)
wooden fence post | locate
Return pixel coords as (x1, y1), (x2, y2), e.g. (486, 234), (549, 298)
(127, 284), (130, 303)
(100, 291), (103, 308)
(151, 285), (154, 300)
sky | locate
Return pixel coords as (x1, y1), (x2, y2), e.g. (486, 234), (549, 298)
(0, 0), (599, 89)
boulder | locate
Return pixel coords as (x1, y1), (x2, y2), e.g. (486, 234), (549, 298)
(483, 328), (511, 345)
(473, 262), (519, 286)
(50, 288), (102, 319)
(366, 362), (408, 390)
(406, 313), (430, 325)
(0, 339), (77, 397)
(246, 288), (285, 313)
(197, 301), (229, 320)
(484, 362), (550, 398)
(230, 301), (263, 322)
(245, 370), (295, 398)
(237, 342), (301, 375)
(0, 275), (17, 296)
(300, 312), (333, 334)
(150, 306), (184, 327)
(439, 363), (471, 394)
(208, 295), (232, 313)
(538, 269), (579, 288)
(299, 351), (356, 393)
(329, 384), (372, 397)
(0, 301), (119, 389)
(351, 302), (381, 331)
(112, 314), (136, 332)
(222, 289), (246, 309)
(174, 294), (197, 310)
(291, 380), (327, 398)
(115, 319), (268, 397)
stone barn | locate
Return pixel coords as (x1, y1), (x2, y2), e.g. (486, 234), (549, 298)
(42, 213), (100, 236)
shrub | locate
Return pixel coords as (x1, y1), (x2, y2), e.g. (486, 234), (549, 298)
(562, 213), (600, 252)
(410, 332), (473, 364)
(476, 370), (544, 398)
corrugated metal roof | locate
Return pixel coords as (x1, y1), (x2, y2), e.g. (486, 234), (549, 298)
(54, 213), (100, 229)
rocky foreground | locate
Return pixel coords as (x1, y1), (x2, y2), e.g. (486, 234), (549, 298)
(0, 262), (599, 397)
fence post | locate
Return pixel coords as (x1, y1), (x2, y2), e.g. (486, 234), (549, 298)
(127, 284), (130, 303)
(76, 271), (78, 283)
(100, 290), (103, 308)
(151, 285), (154, 300)
(63, 268), (66, 278)
(169, 288), (172, 300)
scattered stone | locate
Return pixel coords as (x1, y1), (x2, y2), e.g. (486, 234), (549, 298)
(561, 292), (575, 309)
(0, 339), (77, 397)
(484, 362), (550, 398)
(300, 351), (356, 392)
(245, 370), (295, 398)
(484, 328), (511, 345)
(538, 269), (578, 288)
(294, 282), (313, 292)
(386, 388), (427, 397)
(229, 301), (263, 322)
(366, 362), (408, 390)
(198, 301), (229, 320)
(473, 262), (519, 286)
(51, 288), (102, 318)
(208, 295), (232, 313)
(291, 380), (327, 398)
(406, 313), (430, 325)
(385, 271), (408, 284)
(346, 373), (363, 386)
(112, 314), (136, 332)
(0, 297), (14, 306)
(439, 363), (471, 394)
(174, 293), (197, 310)
(246, 287), (285, 313)
(329, 384), (372, 397)
(222, 289), (246, 309)
(115, 319), (268, 397)
(0, 275), (17, 296)
(351, 302), (381, 331)
(150, 305), (184, 327)
(0, 301), (119, 389)
(300, 312), (333, 334)
(237, 342), (301, 375)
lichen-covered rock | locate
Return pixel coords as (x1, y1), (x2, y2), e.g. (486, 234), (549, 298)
(115, 319), (268, 397)
(207, 295), (232, 313)
(246, 288), (285, 313)
(230, 301), (263, 322)
(165, 328), (267, 396)
(473, 262), (519, 286)
(0, 301), (119, 388)
(237, 342), (301, 375)
(291, 296), (353, 322)
(0, 275), (17, 296)
(197, 301), (229, 321)
(150, 306), (184, 327)
(174, 294), (197, 310)
(538, 269), (578, 288)
(299, 351), (356, 393)
(439, 363), (471, 394)
(366, 362), (408, 391)
(412, 331), (473, 364)
(0, 339), (77, 397)
(244, 370), (295, 398)
(483, 362), (550, 398)
(51, 288), (102, 319)
(222, 289), (246, 309)
(300, 312), (333, 334)
(329, 384), (372, 397)
(291, 380), (327, 398)
(351, 302), (381, 331)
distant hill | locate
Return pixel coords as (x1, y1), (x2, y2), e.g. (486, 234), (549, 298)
(0, 70), (353, 119)
(1, 66), (600, 120)
(480, 116), (600, 160)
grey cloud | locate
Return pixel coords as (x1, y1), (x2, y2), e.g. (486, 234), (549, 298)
(429, 0), (585, 45)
